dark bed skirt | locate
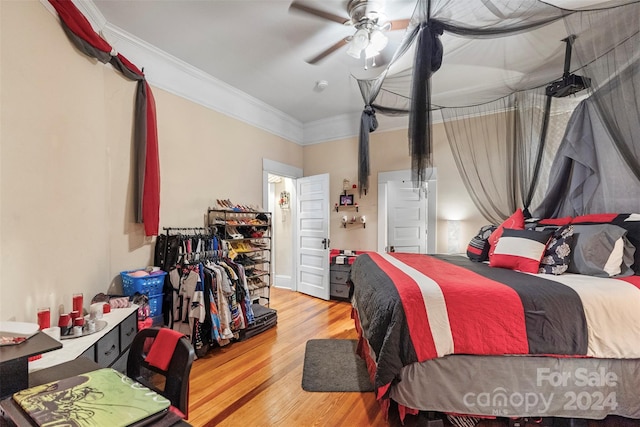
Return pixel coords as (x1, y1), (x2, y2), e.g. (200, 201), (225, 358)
(352, 305), (640, 421)
(390, 353), (640, 420)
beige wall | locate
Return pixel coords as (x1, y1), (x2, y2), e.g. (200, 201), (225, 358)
(304, 124), (487, 253)
(0, 1), (302, 323)
(1, 1), (489, 324)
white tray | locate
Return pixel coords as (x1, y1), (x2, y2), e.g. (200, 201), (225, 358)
(60, 319), (108, 340)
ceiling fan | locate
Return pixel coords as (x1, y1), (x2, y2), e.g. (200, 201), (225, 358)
(290, 0), (411, 65)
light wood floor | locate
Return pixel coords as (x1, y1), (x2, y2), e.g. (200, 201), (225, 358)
(186, 287), (640, 427)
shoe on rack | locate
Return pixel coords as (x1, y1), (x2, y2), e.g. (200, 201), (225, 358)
(217, 199), (231, 211)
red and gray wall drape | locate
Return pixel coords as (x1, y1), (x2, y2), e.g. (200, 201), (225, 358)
(48, 0), (160, 236)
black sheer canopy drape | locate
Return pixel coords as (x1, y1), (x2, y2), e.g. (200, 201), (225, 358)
(355, 0), (568, 206)
(355, 0), (640, 222)
(565, 5), (640, 182)
(535, 3), (640, 217)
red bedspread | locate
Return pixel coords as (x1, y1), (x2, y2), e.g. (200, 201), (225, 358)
(350, 252), (640, 404)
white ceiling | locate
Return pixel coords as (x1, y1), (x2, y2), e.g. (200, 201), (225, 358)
(91, 0), (418, 125)
(79, 0), (622, 144)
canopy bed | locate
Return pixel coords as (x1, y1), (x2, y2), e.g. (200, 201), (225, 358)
(350, 212), (640, 421)
(349, 1), (640, 423)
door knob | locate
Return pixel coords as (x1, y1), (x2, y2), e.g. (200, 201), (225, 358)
(321, 238), (330, 249)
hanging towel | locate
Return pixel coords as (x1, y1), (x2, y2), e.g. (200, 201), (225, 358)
(145, 328), (184, 370)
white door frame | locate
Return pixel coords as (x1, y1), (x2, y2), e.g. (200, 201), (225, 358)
(263, 159), (303, 291)
(377, 169), (437, 253)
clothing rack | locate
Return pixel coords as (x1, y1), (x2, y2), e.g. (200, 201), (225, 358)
(155, 226), (223, 336)
(155, 226), (223, 271)
(156, 225), (263, 357)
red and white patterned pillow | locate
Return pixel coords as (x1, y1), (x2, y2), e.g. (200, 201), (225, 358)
(490, 228), (553, 273)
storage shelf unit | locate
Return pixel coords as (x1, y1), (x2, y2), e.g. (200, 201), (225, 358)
(208, 208), (272, 306)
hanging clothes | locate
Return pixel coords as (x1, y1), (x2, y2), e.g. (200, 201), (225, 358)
(168, 265), (199, 338)
(155, 227), (257, 357)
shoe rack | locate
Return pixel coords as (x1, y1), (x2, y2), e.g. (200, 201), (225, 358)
(207, 206), (272, 306)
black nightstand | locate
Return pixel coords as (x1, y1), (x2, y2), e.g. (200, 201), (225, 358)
(330, 263), (352, 301)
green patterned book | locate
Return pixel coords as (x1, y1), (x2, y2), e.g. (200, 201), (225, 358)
(13, 368), (170, 427)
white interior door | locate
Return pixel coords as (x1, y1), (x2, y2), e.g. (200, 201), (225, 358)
(387, 180), (428, 253)
(295, 173), (330, 300)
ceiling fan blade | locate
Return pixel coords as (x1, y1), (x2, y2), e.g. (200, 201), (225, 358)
(388, 18), (410, 31)
(289, 2), (350, 25)
(307, 38), (349, 64)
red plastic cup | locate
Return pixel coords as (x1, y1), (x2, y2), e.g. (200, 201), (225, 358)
(103, 303), (111, 314)
(37, 307), (50, 330)
(58, 313), (71, 327)
(69, 310), (80, 321)
(73, 317), (84, 327)
(58, 313), (71, 336)
(72, 293), (83, 314)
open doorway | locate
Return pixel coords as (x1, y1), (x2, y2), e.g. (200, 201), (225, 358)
(268, 174), (295, 291)
(262, 159), (303, 292)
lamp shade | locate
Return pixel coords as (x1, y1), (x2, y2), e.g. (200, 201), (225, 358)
(351, 28), (370, 50)
(364, 44), (380, 59)
(369, 29), (388, 51)
(346, 41), (363, 58)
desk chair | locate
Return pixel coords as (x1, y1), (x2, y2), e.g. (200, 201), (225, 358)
(127, 327), (195, 419)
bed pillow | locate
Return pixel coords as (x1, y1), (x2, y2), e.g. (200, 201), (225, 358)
(572, 213), (618, 224)
(538, 216), (573, 226)
(466, 224), (497, 262)
(572, 213), (640, 274)
(617, 214), (640, 273)
(538, 225), (574, 275)
(488, 208), (525, 250)
(489, 228), (552, 273)
(568, 224), (636, 277)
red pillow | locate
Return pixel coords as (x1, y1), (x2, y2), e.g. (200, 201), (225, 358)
(572, 213), (618, 224)
(488, 208), (525, 249)
(538, 216), (573, 226)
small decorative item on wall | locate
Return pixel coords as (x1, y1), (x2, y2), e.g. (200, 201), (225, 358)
(340, 194), (354, 206)
(342, 179), (351, 195)
(279, 191), (290, 209)
(341, 215), (367, 228)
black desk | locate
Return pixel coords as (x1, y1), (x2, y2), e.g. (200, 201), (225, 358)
(0, 359), (191, 426)
(0, 332), (62, 399)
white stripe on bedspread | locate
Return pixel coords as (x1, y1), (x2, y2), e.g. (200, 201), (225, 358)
(537, 273), (640, 358)
(379, 253), (454, 357)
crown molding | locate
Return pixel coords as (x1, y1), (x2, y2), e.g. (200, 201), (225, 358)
(302, 112), (411, 145)
(44, 0), (408, 146)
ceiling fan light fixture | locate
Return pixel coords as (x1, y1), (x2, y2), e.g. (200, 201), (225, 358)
(369, 29), (388, 51)
(364, 44), (380, 59)
(346, 42), (363, 59)
(351, 28), (370, 50)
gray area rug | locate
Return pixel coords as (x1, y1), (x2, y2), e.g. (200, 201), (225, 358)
(301, 339), (374, 392)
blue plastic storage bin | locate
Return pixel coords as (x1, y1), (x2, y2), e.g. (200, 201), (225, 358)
(121, 270), (167, 296)
(148, 293), (164, 317)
